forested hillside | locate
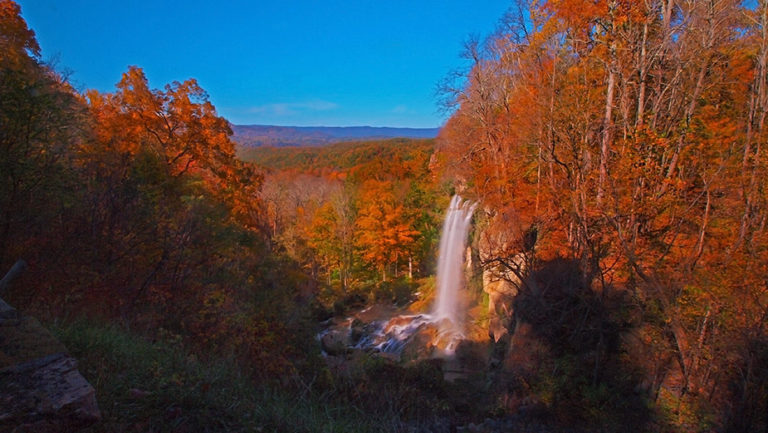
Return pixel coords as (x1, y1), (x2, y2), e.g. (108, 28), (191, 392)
(239, 137), (432, 170)
(231, 125), (439, 147)
(437, 0), (768, 430)
(0, 2), (454, 430)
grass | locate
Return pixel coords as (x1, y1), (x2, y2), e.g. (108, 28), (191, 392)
(48, 318), (402, 433)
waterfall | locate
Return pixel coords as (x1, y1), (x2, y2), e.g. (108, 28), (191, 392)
(318, 195), (477, 360)
(433, 195), (476, 332)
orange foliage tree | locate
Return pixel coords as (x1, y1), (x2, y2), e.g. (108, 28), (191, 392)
(439, 0), (768, 427)
(355, 180), (420, 281)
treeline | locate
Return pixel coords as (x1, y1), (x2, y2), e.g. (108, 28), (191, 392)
(246, 138), (446, 307)
(0, 0), (313, 379)
(238, 137), (433, 172)
(440, 0), (768, 430)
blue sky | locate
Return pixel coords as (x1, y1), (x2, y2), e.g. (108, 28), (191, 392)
(18, 1), (510, 128)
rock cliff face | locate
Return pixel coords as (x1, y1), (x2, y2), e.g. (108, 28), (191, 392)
(476, 209), (533, 344)
(482, 256), (524, 342)
(0, 297), (100, 431)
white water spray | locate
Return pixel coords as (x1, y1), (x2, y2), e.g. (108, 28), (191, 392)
(433, 195), (476, 332)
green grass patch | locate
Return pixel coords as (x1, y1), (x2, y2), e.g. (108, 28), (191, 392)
(48, 318), (399, 433)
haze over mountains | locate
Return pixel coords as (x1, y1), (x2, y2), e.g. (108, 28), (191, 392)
(231, 124), (440, 147)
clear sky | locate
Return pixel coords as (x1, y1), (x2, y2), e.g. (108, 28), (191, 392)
(17, 1), (510, 128)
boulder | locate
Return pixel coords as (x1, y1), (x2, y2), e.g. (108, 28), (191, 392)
(349, 318), (365, 346)
(0, 353), (100, 424)
(320, 327), (351, 356)
(0, 298), (100, 430)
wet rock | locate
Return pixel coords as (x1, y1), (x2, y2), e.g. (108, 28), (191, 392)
(399, 323), (438, 362)
(349, 318), (365, 346)
(318, 306), (464, 363)
(320, 328), (350, 356)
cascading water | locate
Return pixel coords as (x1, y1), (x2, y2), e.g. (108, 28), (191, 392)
(318, 195), (476, 359)
(432, 195), (476, 333)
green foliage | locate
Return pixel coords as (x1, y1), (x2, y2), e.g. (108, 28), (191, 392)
(52, 318), (258, 432)
(404, 182), (442, 274)
(371, 278), (418, 305)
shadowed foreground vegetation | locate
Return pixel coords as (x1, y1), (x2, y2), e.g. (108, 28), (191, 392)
(50, 319), (503, 433)
(50, 319), (391, 433)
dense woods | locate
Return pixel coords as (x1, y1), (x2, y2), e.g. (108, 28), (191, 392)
(1, 0), (308, 385)
(3, 0), (768, 431)
(439, 0), (768, 430)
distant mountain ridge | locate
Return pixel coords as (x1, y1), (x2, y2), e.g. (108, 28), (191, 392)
(231, 124), (440, 147)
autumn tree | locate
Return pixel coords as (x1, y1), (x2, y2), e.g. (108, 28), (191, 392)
(56, 66), (268, 323)
(355, 179), (419, 281)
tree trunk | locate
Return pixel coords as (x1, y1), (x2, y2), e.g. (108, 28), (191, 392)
(598, 1), (618, 203)
(636, 20), (649, 128)
(598, 66), (616, 203)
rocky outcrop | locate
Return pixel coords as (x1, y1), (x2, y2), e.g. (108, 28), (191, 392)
(476, 209), (536, 343)
(482, 255), (524, 343)
(480, 242), (529, 344)
(0, 353), (100, 425)
(0, 298), (100, 431)
(398, 322), (439, 362)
